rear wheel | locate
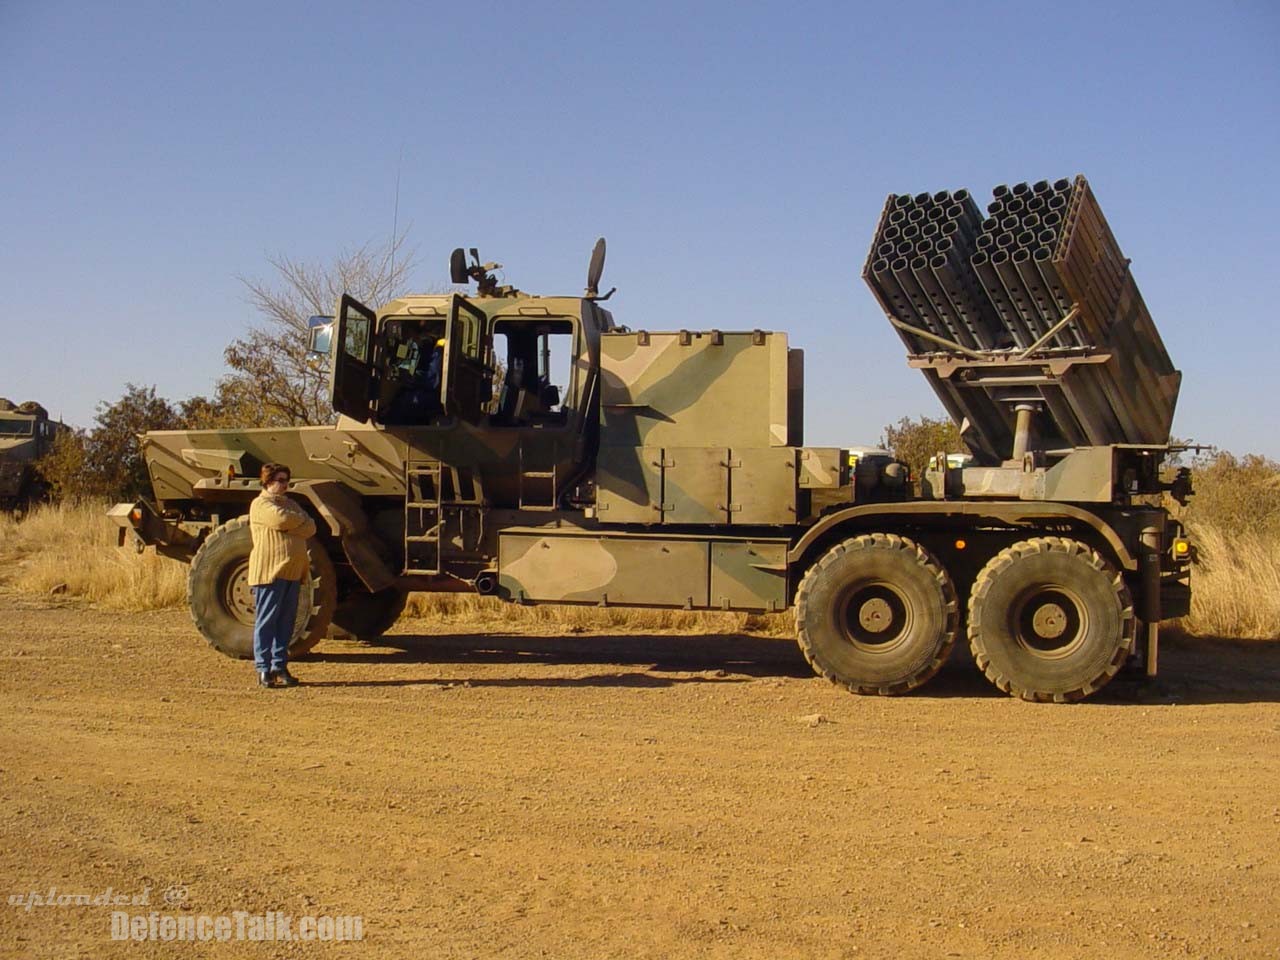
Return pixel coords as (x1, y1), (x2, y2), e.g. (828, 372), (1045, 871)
(967, 537), (1134, 702)
(188, 516), (337, 659)
(795, 533), (958, 695)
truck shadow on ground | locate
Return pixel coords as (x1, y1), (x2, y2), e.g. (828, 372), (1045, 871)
(303, 629), (1280, 704)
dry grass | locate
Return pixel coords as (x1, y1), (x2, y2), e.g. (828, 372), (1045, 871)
(401, 591), (790, 636)
(0, 501), (188, 611)
(1177, 523), (1280, 640)
(1, 498), (1275, 641)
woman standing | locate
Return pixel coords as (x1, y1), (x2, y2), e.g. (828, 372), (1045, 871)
(249, 462), (316, 688)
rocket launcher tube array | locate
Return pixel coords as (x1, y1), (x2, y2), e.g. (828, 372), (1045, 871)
(861, 175), (1181, 458)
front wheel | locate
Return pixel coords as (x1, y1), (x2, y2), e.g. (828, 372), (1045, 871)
(187, 516), (337, 659)
(794, 533), (958, 695)
(967, 537), (1134, 702)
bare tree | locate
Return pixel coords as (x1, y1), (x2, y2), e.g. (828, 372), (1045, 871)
(228, 231), (416, 426)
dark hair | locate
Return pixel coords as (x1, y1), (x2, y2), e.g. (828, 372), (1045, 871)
(260, 462), (291, 487)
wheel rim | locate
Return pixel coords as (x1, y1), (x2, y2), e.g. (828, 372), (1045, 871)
(837, 581), (913, 652)
(220, 560), (256, 626)
(1011, 585), (1087, 658)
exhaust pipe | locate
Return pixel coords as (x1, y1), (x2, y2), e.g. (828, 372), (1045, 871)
(474, 572), (498, 595)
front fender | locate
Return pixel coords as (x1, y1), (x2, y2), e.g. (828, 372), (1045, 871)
(288, 479), (397, 592)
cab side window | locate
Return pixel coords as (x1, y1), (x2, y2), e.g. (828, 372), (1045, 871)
(490, 320), (574, 427)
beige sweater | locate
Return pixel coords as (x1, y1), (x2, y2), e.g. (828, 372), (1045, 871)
(248, 492), (317, 585)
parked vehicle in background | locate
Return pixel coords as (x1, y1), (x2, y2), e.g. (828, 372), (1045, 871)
(0, 399), (67, 511)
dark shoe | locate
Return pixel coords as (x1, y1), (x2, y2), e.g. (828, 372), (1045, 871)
(272, 669), (300, 687)
(257, 670), (274, 688)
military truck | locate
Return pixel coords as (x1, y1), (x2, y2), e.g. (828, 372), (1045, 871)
(111, 176), (1193, 702)
(0, 399), (66, 511)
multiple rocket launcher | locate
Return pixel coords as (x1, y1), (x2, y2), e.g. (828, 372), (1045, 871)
(863, 176), (1181, 464)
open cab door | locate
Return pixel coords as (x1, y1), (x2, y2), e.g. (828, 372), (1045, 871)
(330, 294), (377, 423)
(442, 295), (491, 423)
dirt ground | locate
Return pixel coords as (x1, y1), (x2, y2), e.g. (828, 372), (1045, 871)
(1, 590), (1278, 960)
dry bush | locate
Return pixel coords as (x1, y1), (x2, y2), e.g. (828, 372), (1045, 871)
(0, 501), (187, 611)
(1178, 452), (1280, 539)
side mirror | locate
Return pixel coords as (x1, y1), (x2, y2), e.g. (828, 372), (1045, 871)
(307, 316), (334, 361)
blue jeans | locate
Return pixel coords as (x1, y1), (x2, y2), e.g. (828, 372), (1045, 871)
(252, 578), (301, 673)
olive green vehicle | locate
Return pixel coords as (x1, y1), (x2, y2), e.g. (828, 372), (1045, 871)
(0, 399), (66, 511)
(112, 177), (1195, 702)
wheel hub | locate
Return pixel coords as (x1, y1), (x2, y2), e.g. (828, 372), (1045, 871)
(1014, 588), (1086, 657)
(222, 561), (256, 626)
(841, 583), (912, 651)
(1031, 602), (1067, 639)
(858, 597), (893, 633)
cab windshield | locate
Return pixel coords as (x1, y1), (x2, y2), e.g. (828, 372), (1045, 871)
(0, 419), (33, 437)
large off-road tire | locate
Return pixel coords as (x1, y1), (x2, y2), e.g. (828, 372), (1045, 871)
(331, 586), (408, 640)
(794, 533), (958, 695)
(188, 515), (337, 660)
(967, 537), (1134, 703)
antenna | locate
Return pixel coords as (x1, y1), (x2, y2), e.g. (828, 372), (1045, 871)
(389, 142), (404, 292)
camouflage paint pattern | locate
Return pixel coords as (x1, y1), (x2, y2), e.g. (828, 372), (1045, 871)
(497, 528), (789, 611)
(599, 331), (791, 448)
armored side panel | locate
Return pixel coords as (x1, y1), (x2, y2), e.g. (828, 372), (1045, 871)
(595, 446), (663, 523)
(598, 330), (791, 447)
(664, 447), (726, 523)
(710, 541), (788, 611)
(730, 447), (798, 524)
(498, 531), (710, 606)
(596, 330), (796, 523)
(497, 528), (789, 611)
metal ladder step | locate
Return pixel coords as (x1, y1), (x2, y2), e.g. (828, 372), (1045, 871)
(404, 461), (443, 575)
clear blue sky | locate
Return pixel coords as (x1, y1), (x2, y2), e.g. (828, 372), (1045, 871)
(2, 0), (1277, 456)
